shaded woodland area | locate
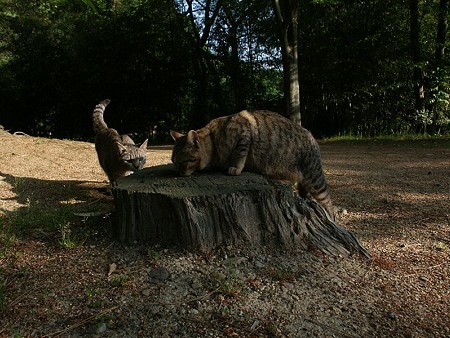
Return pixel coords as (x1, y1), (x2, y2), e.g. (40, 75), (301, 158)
(1, 0), (450, 140)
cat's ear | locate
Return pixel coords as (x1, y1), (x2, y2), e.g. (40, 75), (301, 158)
(170, 130), (184, 141)
(140, 139), (148, 150)
(117, 142), (127, 154)
(187, 130), (199, 147)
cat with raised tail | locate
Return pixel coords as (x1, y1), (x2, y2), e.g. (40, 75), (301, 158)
(93, 99), (148, 186)
(170, 110), (335, 221)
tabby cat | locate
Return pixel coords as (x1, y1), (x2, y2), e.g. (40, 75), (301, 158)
(93, 99), (148, 185)
(170, 110), (335, 220)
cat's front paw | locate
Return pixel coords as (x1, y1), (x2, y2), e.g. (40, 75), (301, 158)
(228, 167), (242, 175)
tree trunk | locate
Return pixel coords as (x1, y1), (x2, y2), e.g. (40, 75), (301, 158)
(225, 10), (246, 112)
(111, 165), (370, 258)
(272, 0), (301, 125)
(409, 0), (425, 123)
(435, 0), (449, 62)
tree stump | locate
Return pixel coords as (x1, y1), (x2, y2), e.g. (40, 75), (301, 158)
(111, 165), (370, 257)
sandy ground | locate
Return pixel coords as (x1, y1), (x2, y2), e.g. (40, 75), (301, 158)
(0, 129), (449, 337)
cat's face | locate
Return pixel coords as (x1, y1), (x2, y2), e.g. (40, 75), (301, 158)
(121, 152), (146, 170)
(118, 140), (148, 171)
(170, 130), (202, 176)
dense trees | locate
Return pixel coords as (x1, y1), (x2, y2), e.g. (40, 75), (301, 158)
(0, 0), (449, 140)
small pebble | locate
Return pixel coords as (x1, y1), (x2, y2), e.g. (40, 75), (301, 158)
(148, 266), (170, 283)
(189, 308), (200, 315)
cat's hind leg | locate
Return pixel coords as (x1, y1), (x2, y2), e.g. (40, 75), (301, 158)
(300, 178), (335, 221)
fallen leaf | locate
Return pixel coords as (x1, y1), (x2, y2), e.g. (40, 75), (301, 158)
(108, 263), (117, 276)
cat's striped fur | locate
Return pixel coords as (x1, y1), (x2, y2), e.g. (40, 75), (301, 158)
(170, 110), (335, 220)
(93, 99), (148, 185)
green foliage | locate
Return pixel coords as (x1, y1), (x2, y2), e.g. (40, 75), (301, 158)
(0, 0), (196, 138)
(84, 286), (104, 308)
(0, 215), (16, 258)
(11, 329), (23, 338)
(424, 66), (450, 128)
(323, 133), (450, 143)
(0, 199), (78, 254)
(80, 0), (97, 12)
(266, 266), (296, 283)
(11, 199), (74, 233)
(0, 0), (288, 138)
(147, 248), (162, 264)
(435, 242), (449, 252)
(299, 0), (417, 136)
(109, 273), (128, 287)
(58, 221), (79, 249)
(0, 0), (449, 137)
(210, 267), (243, 298)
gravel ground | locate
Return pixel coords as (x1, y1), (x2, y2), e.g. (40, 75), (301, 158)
(0, 129), (449, 337)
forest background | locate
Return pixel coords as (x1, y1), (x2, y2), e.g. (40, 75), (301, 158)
(1, 0), (450, 141)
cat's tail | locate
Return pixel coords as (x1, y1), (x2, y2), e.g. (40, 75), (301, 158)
(92, 99), (111, 133)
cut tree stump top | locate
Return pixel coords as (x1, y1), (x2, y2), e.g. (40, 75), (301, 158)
(117, 164), (273, 198)
(112, 164), (370, 258)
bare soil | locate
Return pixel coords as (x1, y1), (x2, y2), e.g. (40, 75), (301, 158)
(0, 129), (449, 337)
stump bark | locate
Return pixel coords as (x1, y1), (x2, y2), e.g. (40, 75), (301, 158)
(112, 165), (370, 257)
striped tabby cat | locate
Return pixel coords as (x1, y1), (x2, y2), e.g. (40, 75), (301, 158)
(170, 110), (335, 220)
(93, 99), (148, 185)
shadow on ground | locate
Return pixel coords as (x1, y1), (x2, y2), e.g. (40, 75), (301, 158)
(0, 172), (115, 247)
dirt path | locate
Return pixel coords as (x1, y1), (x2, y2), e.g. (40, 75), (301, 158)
(1, 130), (449, 337)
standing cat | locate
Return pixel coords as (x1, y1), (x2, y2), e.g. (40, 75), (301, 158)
(170, 110), (335, 220)
(93, 99), (148, 185)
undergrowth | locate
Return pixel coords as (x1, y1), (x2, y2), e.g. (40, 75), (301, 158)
(322, 133), (450, 142)
(0, 199), (80, 257)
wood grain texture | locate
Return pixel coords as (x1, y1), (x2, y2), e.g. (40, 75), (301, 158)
(112, 164), (369, 257)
